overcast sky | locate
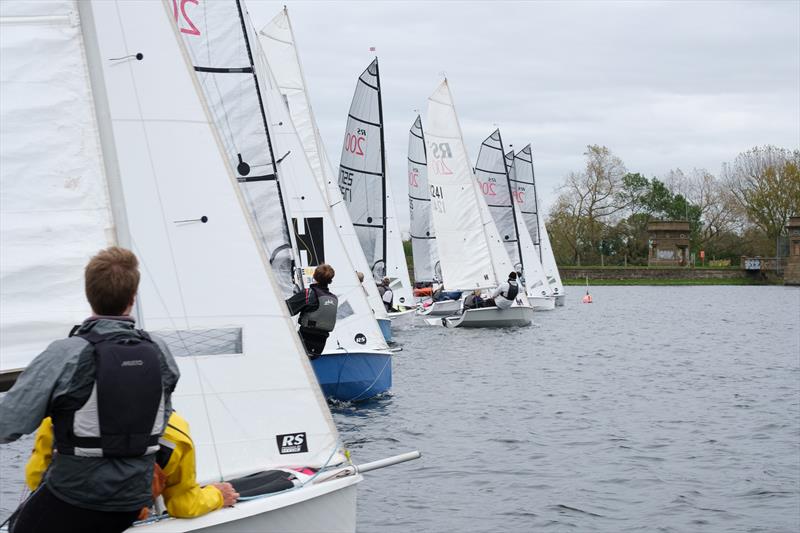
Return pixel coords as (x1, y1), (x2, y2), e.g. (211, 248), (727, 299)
(246, 0), (800, 233)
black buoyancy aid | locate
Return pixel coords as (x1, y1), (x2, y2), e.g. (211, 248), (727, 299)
(299, 286), (338, 332)
(502, 281), (519, 301)
(53, 328), (166, 458)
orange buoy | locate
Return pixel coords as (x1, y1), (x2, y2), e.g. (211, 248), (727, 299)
(582, 294), (593, 304)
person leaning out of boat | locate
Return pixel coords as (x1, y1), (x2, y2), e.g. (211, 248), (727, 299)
(25, 412), (239, 521)
(377, 277), (395, 312)
(0, 247), (180, 533)
(485, 271), (520, 310)
(286, 264), (338, 358)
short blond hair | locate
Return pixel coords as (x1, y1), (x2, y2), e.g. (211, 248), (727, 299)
(85, 247), (140, 316)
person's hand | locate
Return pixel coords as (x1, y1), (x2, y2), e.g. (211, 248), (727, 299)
(210, 482), (239, 507)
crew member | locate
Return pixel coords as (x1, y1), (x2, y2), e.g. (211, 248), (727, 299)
(25, 412), (238, 521)
(0, 247), (180, 533)
(487, 271), (520, 309)
(377, 277), (395, 312)
(286, 264), (338, 358)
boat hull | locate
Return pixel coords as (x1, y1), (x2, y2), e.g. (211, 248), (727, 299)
(377, 317), (392, 342)
(387, 309), (415, 330)
(128, 474), (361, 532)
(443, 305), (533, 328)
(311, 351), (392, 402)
(417, 299), (462, 316)
(529, 295), (556, 311)
(555, 294), (566, 307)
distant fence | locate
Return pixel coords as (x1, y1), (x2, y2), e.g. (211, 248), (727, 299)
(559, 267), (747, 281)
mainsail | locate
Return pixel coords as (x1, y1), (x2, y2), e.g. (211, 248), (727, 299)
(80, 0), (343, 481)
(339, 58), (414, 305)
(424, 80), (519, 291)
(475, 130), (522, 272)
(258, 11), (390, 316)
(408, 115), (439, 283)
(176, 0), (299, 297)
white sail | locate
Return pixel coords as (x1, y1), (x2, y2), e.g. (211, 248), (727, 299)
(175, 0), (298, 298)
(338, 58), (414, 306)
(251, 26), (390, 354)
(0, 0), (115, 372)
(425, 80), (520, 291)
(84, 0), (342, 482)
(506, 150), (552, 298)
(475, 130), (521, 271)
(513, 145), (564, 296)
(408, 115), (439, 283)
(257, 10), (389, 318)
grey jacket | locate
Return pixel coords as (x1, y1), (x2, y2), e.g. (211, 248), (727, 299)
(0, 317), (180, 512)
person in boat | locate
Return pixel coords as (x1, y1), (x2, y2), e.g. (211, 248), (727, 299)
(286, 264), (338, 358)
(431, 284), (461, 302)
(0, 246), (180, 533)
(25, 412), (238, 521)
(377, 277), (395, 312)
(484, 272), (521, 310)
(463, 289), (485, 310)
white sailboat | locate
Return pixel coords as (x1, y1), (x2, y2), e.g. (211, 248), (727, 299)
(256, 9), (398, 341)
(513, 145), (566, 305)
(177, 0), (391, 401)
(337, 58), (415, 326)
(0, 1), (418, 530)
(502, 148), (556, 310)
(407, 116), (460, 317)
(424, 80), (533, 328)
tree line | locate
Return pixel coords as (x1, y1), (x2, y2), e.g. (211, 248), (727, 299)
(546, 145), (800, 266)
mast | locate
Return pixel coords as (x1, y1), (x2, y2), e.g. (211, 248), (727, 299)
(528, 146), (543, 262)
(497, 130), (524, 274)
(374, 57), (388, 275)
(233, 0), (299, 283)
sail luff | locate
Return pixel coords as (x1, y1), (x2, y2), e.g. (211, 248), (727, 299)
(374, 58), (388, 274)
(497, 130), (525, 273)
(233, 0), (301, 286)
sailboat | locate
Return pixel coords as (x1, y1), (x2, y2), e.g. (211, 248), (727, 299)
(407, 116), (460, 317)
(256, 8), (397, 342)
(502, 148), (556, 310)
(338, 58), (416, 328)
(512, 146), (566, 305)
(0, 1), (418, 531)
(177, 0), (391, 402)
(474, 131), (555, 311)
(424, 80), (534, 328)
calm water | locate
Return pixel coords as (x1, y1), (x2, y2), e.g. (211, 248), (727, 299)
(2, 286), (799, 532)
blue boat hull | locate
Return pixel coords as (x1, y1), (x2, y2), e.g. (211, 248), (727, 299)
(377, 318), (392, 342)
(311, 352), (392, 402)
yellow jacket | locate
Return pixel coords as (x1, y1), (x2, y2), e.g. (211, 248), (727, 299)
(26, 413), (223, 518)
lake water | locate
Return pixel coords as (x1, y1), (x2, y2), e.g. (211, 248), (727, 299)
(2, 286), (799, 532)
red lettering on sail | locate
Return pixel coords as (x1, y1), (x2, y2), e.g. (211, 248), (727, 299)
(173, 0), (201, 36)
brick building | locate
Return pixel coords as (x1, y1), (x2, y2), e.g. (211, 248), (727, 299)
(647, 220), (690, 267)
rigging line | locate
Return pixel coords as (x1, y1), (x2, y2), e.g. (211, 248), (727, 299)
(235, 0), (296, 274)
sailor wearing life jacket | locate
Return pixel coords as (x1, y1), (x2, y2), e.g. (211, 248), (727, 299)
(0, 247), (180, 533)
(490, 271), (521, 310)
(286, 264), (338, 358)
(377, 277), (395, 312)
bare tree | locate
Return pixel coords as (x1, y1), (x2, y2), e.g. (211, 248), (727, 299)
(723, 146), (800, 243)
(665, 167), (742, 246)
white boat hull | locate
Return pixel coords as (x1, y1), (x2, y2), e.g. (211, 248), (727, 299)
(555, 294), (566, 307)
(529, 295), (556, 311)
(129, 474), (361, 533)
(443, 305), (533, 328)
(387, 309), (416, 330)
(416, 299), (462, 316)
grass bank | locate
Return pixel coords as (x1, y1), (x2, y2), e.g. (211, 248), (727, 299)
(562, 278), (773, 286)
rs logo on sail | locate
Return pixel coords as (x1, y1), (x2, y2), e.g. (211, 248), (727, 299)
(276, 432), (308, 454)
